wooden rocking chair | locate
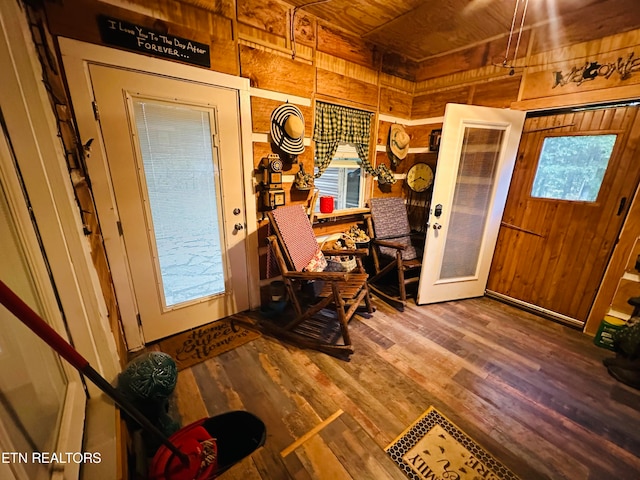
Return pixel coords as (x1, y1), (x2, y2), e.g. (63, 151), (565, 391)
(365, 197), (423, 311)
(238, 205), (373, 358)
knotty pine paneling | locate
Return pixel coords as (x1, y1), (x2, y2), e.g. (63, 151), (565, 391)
(530, 0), (640, 56)
(284, 0), (413, 37)
(379, 87), (412, 118)
(414, 32), (530, 83)
(315, 52), (379, 87)
(238, 24), (289, 52)
(416, 41), (490, 82)
(45, 0), (238, 76)
(317, 24), (379, 70)
(316, 69), (379, 108)
(237, 0), (288, 37)
(412, 87), (470, 118)
(469, 76), (522, 108)
(250, 97), (313, 136)
(237, 6), (315, 59)
(293, 11), (316, 47)
(171, 0), (235, 18)
(380, 51), (419, 82)
(240, 45), (315, 96)
(405, 124), (439, 149)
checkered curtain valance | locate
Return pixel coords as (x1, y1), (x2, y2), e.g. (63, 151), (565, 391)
(313, 102), (396, 184)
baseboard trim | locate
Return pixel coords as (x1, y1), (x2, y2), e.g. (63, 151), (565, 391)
(485, 290), (585, 330)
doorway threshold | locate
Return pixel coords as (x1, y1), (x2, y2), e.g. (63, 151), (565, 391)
(485, 290), (585, 330)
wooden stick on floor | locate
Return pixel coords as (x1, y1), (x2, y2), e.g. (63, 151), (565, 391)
(280, 409), (344, 458)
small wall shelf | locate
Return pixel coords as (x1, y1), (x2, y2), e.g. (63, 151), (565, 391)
(313, 207), (370, 223)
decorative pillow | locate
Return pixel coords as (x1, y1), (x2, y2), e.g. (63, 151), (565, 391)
(303, 248), (327, 272)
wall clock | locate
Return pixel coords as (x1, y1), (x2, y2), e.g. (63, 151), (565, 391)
(406, 162), (433, 193)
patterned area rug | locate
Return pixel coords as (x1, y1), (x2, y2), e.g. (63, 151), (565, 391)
(157, 315), (260, 370)
(386, 406), (520, 480)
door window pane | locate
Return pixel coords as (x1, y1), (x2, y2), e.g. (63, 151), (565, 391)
(1, 182), (67, 480)
(531, 135), (616, 201)
(439, 127), (504, 279)
(314, 144), (364, 211)
(133, 100), (225, 307)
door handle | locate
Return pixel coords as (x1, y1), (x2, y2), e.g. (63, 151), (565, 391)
(234, 223), (244, 231)
(433, 223), (442, 230)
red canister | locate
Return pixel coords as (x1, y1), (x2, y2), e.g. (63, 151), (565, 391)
(319, 196), (334, 213)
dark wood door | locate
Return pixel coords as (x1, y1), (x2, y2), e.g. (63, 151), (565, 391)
(487, 105), (640, 325)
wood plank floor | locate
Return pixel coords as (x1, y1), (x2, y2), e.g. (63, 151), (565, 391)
(167, 297), (640, 479)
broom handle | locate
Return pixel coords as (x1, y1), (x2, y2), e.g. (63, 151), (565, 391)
(0, 279), (189, 466)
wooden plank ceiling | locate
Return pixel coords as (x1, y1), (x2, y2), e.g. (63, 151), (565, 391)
(279, 0), (640, 62)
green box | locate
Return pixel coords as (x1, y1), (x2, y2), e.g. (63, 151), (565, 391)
(594, 315), (627, 350)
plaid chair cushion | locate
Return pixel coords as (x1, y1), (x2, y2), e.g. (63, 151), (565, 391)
(271, 205), (320, 272)
(370, 197), (417, 261)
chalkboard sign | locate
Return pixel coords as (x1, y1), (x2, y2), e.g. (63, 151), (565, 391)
(97, 15), (211, 68)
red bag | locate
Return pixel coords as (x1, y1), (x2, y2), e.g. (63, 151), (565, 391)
(149, 418), (218, 480)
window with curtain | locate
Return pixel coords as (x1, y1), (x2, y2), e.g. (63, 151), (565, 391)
(313, 102), (395, 185)
(314, 143), (365, 212)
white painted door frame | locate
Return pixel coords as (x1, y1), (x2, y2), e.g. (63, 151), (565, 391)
(60, 37), (260, 351)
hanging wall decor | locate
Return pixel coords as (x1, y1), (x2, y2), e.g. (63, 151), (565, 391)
(97, 15), (211, 68)
(552, 51), (640, 88)
(270, 103), (305, 159)
(388, 124), (410, 167)
(429, 129), (442, 152)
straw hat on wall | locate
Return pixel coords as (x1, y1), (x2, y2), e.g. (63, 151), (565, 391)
(389, 124), (410, 161)
(270, 103), (305, 155)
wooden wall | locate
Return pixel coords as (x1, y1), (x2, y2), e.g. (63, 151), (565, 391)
(37, 0), (640, 334)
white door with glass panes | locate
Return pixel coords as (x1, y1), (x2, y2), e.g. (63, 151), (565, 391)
(417, 104), (525, 304)
(0, 134), (84, 480)
(89, 65), (249, 342)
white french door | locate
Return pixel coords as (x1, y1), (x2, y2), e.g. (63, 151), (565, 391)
(0, 133), (84, 480)
(417, 104), (525, 304)
(89, 65), (249, 342)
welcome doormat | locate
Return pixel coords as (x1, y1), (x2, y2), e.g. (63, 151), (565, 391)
(157, 316), (260, 370)
(385, 406), (520, 480)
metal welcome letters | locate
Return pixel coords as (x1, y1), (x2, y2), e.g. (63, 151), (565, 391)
(553, 51), (640, 88)
(98, 15), (211, 68)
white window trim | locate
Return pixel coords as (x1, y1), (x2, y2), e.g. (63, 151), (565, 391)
(315, 143), (366, 212)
